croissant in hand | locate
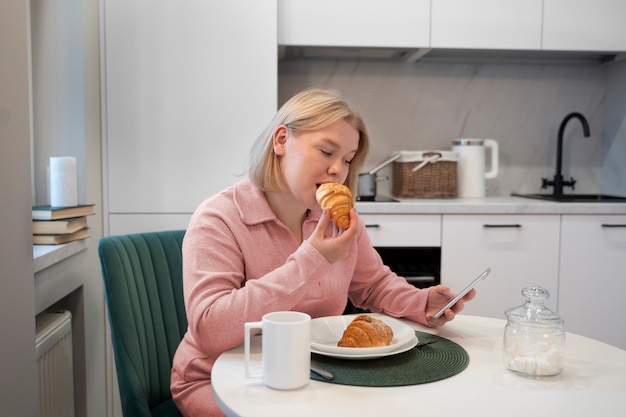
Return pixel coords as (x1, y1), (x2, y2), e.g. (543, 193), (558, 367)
(316, 183), (353, 230)
(337, 315), (393, 348)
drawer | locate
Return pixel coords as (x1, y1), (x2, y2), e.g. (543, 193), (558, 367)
(360, 214), (441, 247)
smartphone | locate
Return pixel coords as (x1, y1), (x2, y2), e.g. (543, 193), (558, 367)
(432, 267), (491, 320)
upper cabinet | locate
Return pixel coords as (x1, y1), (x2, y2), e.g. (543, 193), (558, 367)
(431, 0), (542, 50)
(278, 0), (430, 48)
(543, 0), (626, 51)
(279, 0), (626, 54)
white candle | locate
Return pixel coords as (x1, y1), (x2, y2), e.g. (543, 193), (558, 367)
(49, 156), (78, 207)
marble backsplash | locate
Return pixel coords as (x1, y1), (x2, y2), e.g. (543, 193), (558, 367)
(279, 58), (625, 197)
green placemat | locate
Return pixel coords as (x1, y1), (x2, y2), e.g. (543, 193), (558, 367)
(310, 331), (469, 386)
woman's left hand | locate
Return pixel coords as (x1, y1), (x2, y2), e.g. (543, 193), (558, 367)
(425, 285), (476, 327)
(308, 208), (358, 264)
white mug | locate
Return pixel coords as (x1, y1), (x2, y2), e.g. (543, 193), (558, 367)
(244, 311), (311, 390)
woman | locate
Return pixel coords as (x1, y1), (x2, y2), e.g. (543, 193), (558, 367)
(171, 88), (475, 416)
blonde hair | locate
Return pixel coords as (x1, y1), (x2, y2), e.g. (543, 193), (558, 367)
(248, 88), (370, 194)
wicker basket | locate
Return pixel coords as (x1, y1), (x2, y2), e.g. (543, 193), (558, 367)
(392, 150), (458, 198)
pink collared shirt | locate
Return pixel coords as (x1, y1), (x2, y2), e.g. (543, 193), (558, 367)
(171, 178), (430, 415)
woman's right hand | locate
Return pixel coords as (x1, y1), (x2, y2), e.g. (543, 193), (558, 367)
(308, 208), (358, 264)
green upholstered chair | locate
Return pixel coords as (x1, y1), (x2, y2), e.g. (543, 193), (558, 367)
(98, 230), (187, 417)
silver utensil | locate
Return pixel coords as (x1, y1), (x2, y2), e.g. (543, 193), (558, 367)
(310, 365), (334, 380)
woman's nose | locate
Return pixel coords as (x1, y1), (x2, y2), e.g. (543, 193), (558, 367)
(328, 159), (347, 177)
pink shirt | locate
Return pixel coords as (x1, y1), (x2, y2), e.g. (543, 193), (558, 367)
(171, 179), (430, 411)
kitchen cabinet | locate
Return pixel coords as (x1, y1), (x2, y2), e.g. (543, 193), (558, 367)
(361, 214), (441, 247)
(278, 0), (430, 48)
(279, 0), (625, 54)
(431, 0), (542, 50)
(543, 0), (626, 51)
(441, 214), (560, 319)
(102, 0), (277, 234)
(558, 215), (626, 350)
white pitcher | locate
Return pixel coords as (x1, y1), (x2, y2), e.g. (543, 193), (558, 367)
(452, 139), (499, 198)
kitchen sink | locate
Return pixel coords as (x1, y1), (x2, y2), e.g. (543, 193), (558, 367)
(512, 193), (626, 202)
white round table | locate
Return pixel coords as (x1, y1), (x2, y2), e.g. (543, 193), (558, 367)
(212, 314), (626, 417)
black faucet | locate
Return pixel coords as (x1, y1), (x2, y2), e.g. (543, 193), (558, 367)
(542, 112), (590, 196)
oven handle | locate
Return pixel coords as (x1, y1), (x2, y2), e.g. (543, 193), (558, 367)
(483, 224), (522, 228)
(405, 276), (437, 285)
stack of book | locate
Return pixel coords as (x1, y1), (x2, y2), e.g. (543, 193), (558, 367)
(32, 204), (95, 245)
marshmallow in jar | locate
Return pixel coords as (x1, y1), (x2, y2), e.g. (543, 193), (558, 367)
(503, 286), (565, 377)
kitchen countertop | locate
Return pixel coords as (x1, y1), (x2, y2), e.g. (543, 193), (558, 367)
(355, 196), (626, 215)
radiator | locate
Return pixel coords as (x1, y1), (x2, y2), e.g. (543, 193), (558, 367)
(35, 311), (75, 417)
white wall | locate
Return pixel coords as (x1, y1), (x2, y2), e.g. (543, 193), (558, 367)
(30, 0), (86, 205)
(28, 0), (106, 416)
(0, 1), (38, 415)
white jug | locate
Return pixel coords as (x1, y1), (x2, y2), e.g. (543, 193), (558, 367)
(452, 139), (499, 198)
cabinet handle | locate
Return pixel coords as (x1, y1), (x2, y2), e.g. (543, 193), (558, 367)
(365, 224), (380, 228)
(482, 224), (522, 228)
(601, 224), (626, 228)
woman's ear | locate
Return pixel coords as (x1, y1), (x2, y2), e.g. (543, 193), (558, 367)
(272, 125), (289, 156)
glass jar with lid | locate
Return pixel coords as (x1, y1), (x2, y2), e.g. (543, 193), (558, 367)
(503, 286), (565, 377)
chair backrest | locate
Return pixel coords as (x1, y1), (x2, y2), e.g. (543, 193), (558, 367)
(99, 230), (187, 417)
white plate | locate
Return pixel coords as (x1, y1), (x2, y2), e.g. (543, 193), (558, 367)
(311, 335), (419, 360)
(310, 315), (416, 355)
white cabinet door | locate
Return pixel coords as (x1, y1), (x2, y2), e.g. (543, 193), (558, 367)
(103, 0), (277, 220)
(278, 0), (430, 48)
(360, 214), (441, 247)
(441, 214), (560, 319)
(543, 0), (626, 51)
(431, 0), (542, 49)
(559, 215), (626, 350)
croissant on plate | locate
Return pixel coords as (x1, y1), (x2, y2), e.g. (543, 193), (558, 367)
(337, 315), (394, 348)
(316, 183), (353, 230)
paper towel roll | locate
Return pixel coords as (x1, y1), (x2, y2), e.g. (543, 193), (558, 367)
(50, 156), (78, 207)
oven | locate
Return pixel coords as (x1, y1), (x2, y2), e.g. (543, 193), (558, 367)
(344, 212), (442, 314)
(375, 246), (440, 288)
